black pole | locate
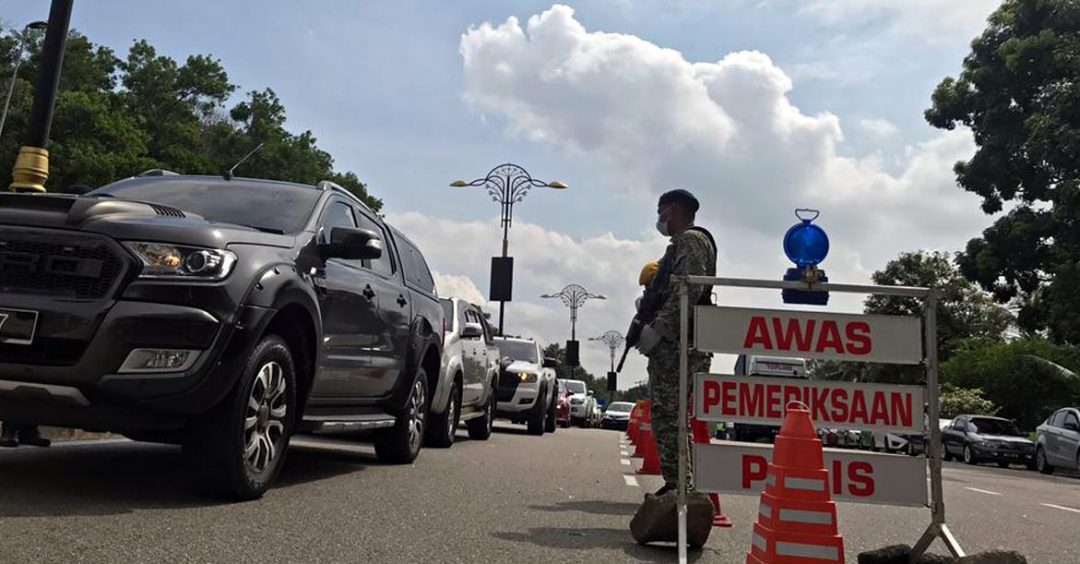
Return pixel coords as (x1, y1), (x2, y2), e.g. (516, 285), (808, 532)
(10, 0), (73, 193)
(27, 0), (72, 147)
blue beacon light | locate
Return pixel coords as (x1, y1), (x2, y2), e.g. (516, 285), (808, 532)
(782, 209), (830, 305)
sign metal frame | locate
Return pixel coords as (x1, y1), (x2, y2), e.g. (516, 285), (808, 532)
(673, 275), (962, 563)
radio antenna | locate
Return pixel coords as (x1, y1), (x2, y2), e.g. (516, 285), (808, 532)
(222, 142), (265, 180)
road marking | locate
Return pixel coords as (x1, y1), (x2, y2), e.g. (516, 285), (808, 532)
(1042, 503), (1080, 514)
(964, 487), (1001, 496)
(620, 450), (629, 457)
(624, 475), (639, 487)
(621, 459), (631, 466)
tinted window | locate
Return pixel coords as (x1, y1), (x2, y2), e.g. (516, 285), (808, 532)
(969, 418), (1022, 436)
(90, 178), (320, 234)
(1066, 413), (1080, 431)
(564, 381), (587, 394)
(354, 211), (395, 277)
(398, 238), (436, 295)
(1050, 411), (1066, 427)
(495, 340), (538, 363)
(440, 299), (454, 327)
(321, 201), (356, 241)
(607, 402), (635, 413)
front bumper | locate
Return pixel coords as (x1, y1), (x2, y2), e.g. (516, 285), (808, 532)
(496, 383), (540, 415)
(601, 417), (629, 430)
(570, 404), (590, 418)
(973, 444), (1034, 462)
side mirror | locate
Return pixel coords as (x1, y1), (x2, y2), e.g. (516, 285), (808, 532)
(542, 357), (558, 369)
(462, 322), (483, 339)
(587, 390), (595, 397)
(321, 227), (382, 260)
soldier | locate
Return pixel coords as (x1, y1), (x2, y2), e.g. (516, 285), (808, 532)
(634, 189), (716, 498)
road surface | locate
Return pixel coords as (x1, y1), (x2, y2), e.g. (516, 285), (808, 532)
(0, 425), (1075, 562)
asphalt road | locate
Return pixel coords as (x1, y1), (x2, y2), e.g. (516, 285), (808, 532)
(0, 426), (1076, 563)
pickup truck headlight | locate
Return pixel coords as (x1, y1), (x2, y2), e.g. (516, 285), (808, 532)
(518, 373), (538, 383)
(125, 242), (237, 280)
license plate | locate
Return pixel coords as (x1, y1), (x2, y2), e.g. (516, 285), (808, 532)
(0, 308), (38, 345)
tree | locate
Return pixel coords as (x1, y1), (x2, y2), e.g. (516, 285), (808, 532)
(0, 28), (381, 211)
(926, 0), (1080, 344)
(939, 385), (998, 419)
(942, 337), (1080, 430)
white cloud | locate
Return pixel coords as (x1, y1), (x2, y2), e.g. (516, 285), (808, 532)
(857, 117), (898, 138)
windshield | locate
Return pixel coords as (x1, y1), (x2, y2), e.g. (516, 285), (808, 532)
(606, 402), (634, 414)
(564, 381), (587, 394)
(495, 340), (538, 364)
(970, 418), (1023, 436)
(90, 178), (320, 234)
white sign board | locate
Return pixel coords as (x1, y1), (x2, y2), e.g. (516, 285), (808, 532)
(695, 306), (923, 364)
(695, 374), (926, 433)
(694, 442), (928, 507)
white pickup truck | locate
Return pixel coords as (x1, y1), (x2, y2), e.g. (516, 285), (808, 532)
(493, 337), (558, 435)
(429, 298), (500, 447)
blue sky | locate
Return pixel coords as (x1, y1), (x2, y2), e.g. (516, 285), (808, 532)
(1, 0), (1003, 381)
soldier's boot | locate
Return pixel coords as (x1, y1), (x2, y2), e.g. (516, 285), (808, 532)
(0, 424), (18, 448)
(630, 490), (714, 549)
(17, 426), (50, 448)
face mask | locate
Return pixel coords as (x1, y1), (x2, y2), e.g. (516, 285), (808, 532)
(656, 216), (670, 237)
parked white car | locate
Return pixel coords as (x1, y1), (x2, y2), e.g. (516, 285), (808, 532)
(493, 337), (558, 435)
(1036, 407), (1080, 474)
(430, 298), (500, 447)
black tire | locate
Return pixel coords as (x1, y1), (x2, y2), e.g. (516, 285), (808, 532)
(545, 394), (557, 434)
(375, 369), (429, 464)
(426, 378), (460, 448)
(467, 385), (496, 441)
(963, 444), (978, 465)
(941, 442), (953, 462)
(185, 334), (296, 501)
(1036, 446), (1054, 474)
(997, 461), (1010, 468)
(526, 388), (546, 436)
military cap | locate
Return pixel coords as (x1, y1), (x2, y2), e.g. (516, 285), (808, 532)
(658, 189), (699, 212)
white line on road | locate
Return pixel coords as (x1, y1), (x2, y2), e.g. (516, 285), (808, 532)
(624, 475), (639, 487)
(964, 487), (1002, 496)
(621, 459), (631, 466)
(1042, 503), (1080, 514)
(620, 450), (629, 457)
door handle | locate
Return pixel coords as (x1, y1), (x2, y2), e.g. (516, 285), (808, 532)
(397, 294), (408, 307)
(363, 285), (376, 299)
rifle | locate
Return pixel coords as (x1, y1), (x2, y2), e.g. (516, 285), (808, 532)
(616, 254), (674, 372)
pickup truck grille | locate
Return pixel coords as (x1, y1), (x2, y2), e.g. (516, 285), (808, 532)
(0, 228), (126, 299)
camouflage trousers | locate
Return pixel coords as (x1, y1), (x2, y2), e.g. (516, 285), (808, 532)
(647, 343), (711, 487)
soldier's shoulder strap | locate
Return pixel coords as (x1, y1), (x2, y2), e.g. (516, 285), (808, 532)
(684, 226), (717, 256)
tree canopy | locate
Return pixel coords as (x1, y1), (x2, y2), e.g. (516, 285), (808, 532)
(926, 0), (1080, 344)
(0, 29), (380, 210)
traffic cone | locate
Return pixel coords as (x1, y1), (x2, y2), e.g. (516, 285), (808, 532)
(627, 401), (644, 445)
(746, 404), (844, 564)
(634, 402), (661, 475)
(691, 417), (733, 528)
(632, 402), (652, 458)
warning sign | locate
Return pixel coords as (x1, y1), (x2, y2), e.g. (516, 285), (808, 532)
(694, 306), (923, 364)
(694, 442), (928, 507)
(695, 374), (925, 433)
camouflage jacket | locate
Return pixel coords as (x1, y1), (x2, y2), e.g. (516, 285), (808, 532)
(650, 227), (716, 344)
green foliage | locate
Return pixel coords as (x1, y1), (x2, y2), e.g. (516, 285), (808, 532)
(0, 28), (380, 211)
(941, 337), (1080, 429)
(926, 0), (1080, 344)
(939, 385), (998, 419)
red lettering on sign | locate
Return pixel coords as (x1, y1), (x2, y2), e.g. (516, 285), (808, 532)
(811, 387), (831, 422)
(740, 383), (763, 418)
(765, 385), (782, 419)
(772, 318), (815, 351)
(850, 390), (868, 424)
(848, 462), (875, 496)
(816, 320), (844, 353)
(831, 460), (843, 496)
(703, 380), (721, 414)
(831, 388), (849, 422)
(722, 381), (736, 416)
(744, 316), (773, 349)
(870, 392), (889, 426)
(891, 392), (913, 429)
(742, 455), (768, 488)
(845, 321), (872, 355)
(782, 385), (802, 413)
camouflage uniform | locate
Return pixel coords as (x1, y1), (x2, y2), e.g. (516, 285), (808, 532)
(646, 227), (716, 486)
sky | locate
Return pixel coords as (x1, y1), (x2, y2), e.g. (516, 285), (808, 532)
(2, 0), (1003, 388)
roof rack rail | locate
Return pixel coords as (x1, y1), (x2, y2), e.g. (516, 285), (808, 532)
(136, 169), (180, 177)
(316, 180), (341, 192)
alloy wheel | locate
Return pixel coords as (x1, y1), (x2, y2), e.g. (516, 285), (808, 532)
(407, 379), (427, 454)
(244, 361), (288, 475)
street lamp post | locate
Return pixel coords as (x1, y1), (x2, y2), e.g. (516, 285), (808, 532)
(451, 163), (567, 335)
(0, 21), (49, 142)
(590, 330), (625, 402)
(541, 284), (606, 377)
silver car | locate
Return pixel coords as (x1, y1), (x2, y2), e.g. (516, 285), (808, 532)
(1035, 407), (1080, 474)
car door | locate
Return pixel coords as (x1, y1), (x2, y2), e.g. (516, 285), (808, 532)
(1043, 411), (1064, 465)
(459, 307), (484, 406)
(1063, 411), (1080, 469)
(942, 418), (964, 456)
(353, 210), (409, 398)
(311, 198), (381, 398)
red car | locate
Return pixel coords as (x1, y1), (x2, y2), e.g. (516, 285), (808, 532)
(555, 380), (572, 428)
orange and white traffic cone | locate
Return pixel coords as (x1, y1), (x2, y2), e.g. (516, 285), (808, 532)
(746, 403), (844, 564)
(633, 402), (661, 475)
(627, 401), (644, 445)
(691, 417), (733, 528)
